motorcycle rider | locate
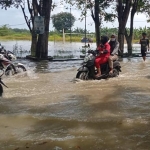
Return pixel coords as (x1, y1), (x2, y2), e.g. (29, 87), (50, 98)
(0, 46), (17, 74)
(108, 34), (119, 74)
(95, 35), (110, 77)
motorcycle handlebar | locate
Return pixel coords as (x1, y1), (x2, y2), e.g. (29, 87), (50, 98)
(87, 50), (99, 56)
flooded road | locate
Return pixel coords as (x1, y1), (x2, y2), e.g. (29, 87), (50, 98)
(0, 57), (150, 150)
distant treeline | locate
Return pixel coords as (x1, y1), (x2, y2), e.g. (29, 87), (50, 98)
(0, 25), (150, 42)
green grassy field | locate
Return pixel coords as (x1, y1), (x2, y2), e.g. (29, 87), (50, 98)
(0, 33), (139, 43)
(0, 33), (94, 42)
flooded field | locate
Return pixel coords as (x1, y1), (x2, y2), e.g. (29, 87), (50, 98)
(0, 57), (150, 150)
(0, 40), (143, 59)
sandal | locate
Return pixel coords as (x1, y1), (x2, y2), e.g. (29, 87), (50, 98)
(95, 74), (101, 78)
(109, 70), (113, 75)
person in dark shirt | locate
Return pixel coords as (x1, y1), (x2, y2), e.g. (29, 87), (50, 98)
(139, 32), (149, 61)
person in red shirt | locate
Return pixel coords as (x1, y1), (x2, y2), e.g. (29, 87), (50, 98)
(95, 36), (110, 78)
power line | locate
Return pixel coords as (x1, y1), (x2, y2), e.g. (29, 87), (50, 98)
(0, 20), (148, 29)
(127, 21), (148, 22)
(0, 23), (26, 27)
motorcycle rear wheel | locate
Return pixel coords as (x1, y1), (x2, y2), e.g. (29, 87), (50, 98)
(76, 71), (88, 80)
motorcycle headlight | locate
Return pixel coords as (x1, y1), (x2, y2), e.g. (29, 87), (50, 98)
(84, 54), (94, 62)
(0, 54), (4, 59)
(84, 56), (89, 62)
(8, 54), (16, 60)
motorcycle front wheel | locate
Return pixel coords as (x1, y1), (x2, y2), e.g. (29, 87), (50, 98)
(5, 64), (16, 76)
(5, 64), (26, 76)
(17, 65), (27, 72)
(76, 71), (88, 80)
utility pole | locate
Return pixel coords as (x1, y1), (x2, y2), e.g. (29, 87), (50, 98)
(70, 4), (72, 43)
(85, 0), (87, 48)
(63, 28), (65, 44)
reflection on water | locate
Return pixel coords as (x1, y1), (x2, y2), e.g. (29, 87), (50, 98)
(0, 41), (95, 58)
(0, 57), (150, 150)
(0, 41), (143, 59)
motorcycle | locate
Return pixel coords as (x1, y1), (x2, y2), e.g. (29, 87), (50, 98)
(0, 45), (27, 76)
(0, 70), (8, 96)
(76, 50), (122, 80)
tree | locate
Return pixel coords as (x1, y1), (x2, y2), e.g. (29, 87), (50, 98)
(0, 25), (10, 36)
(0, 0), (53, 59)
(73, 27), (88, 34)
(101, 27), (118, 37)
(20, 0), (53, 59)
(65, 0), (115, 47)
(51, 12), (76, 32)
(88, 0), (115, 46)
(124, 0), (150, 56)
(0, 0), (21, 9)
(116, 0), (132, 57)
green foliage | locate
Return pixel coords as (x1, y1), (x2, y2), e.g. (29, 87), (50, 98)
(73, 27), (89, 34)
(101, 27), (118, 37)
(0, 0), (22, 9)
(0, 26), (150, 42)
(104, 13), (116, 22)
(51, 12), (76, 32)
(0, 25), (31, 36)
(0, 25), (10, 36)
(12, 28), (30, 33)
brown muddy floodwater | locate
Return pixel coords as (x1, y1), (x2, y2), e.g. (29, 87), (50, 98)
(0, 57), (150, 150)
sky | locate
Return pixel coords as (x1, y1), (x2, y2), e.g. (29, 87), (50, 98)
(0, 1), (149, 32)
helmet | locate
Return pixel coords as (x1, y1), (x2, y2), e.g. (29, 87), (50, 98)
(101, 36), (109, 44)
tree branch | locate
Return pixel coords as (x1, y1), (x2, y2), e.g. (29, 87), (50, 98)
(20, 4), (32, 32)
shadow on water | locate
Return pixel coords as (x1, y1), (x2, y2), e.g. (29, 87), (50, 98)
(1, 83), (150, 150)
(145, 75), (150, 79)
(28, 60), (83, 73)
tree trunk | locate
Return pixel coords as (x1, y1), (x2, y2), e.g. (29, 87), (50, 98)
(95, 0), (100, 47)
(125, 29), (132, 56)
(117, 0), (132, 57)
(125, 0), (138, 56)
(127, 39), (132, 56)
(90, 0), (100, 47)
(35, 0), (52, 58)
(118, 23), (125, 57)
(31, 32), (37, 56)
(21, 0), (52, 59)
(95, 22), (100, 47)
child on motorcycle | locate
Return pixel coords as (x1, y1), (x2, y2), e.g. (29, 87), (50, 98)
(95, 36), (110, 78)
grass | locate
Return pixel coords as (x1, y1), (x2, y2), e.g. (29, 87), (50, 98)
(0, 34), (31, 40)
(0, 33), (89, 42)
(0, 33), (139, 43)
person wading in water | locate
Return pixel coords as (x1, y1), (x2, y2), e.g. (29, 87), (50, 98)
(139, 32), (149, 61)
